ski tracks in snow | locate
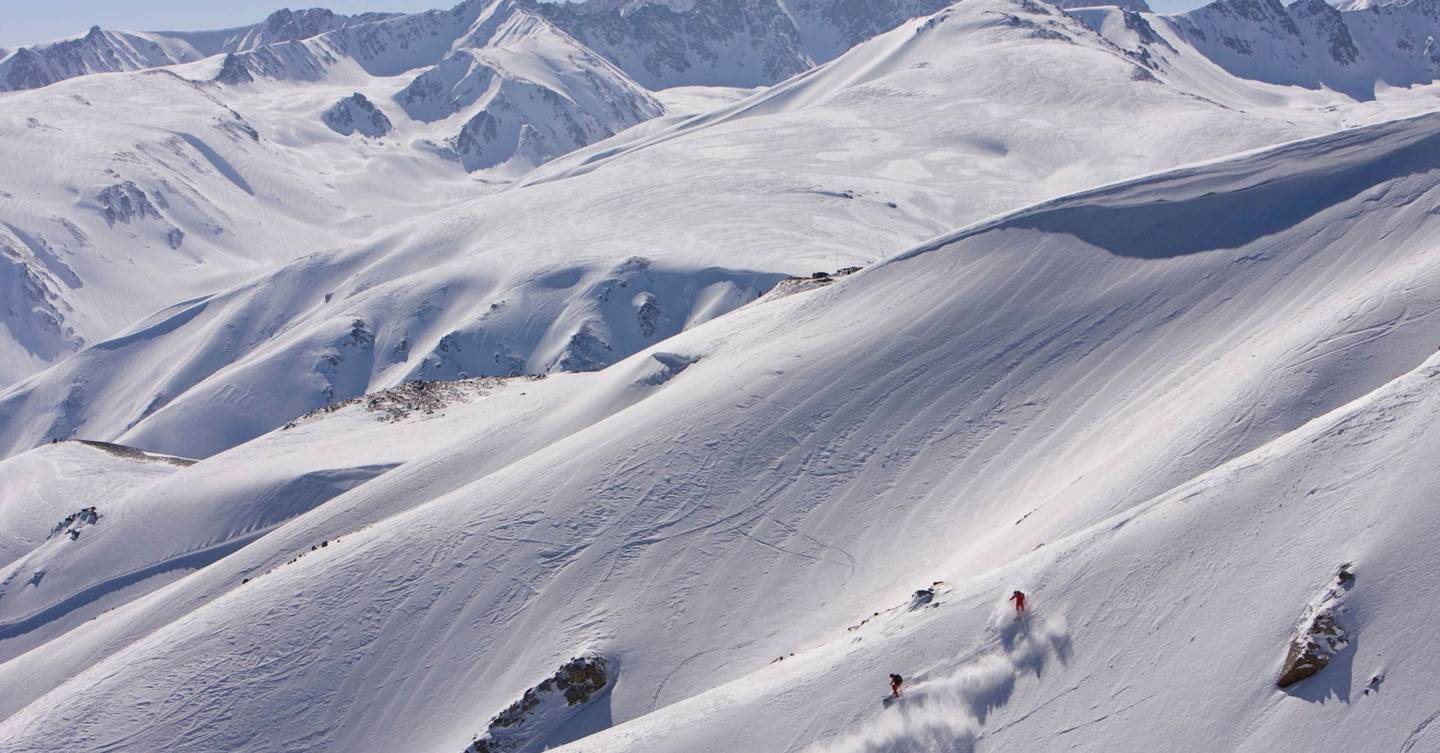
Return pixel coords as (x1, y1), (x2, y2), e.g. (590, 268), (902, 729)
(815, 611), (1070, 753)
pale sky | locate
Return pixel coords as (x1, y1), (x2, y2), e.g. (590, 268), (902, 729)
(0, 0), (1208, 50)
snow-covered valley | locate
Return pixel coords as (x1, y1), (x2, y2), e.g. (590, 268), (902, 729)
(3, 0), (1440, 752)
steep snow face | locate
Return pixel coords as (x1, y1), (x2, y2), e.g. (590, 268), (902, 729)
(0, 438), (388, 663)
(4, 109), (1440, 753)
(0, 10), (389, 92)
(397, 11), (664, 173)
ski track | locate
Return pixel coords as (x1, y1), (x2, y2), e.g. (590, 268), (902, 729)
(814, 613), (1071, 753)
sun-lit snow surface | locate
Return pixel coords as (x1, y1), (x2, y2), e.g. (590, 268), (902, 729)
(3, 99), (1440, 753)
(6, 0), (1440, 392)
(0, 68), (485, 386)
(5, 1), (1440, 750)
(10, 0), (1440, 460)
(0, 441), (189, 566)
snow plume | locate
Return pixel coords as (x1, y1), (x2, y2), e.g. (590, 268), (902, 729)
(818, 612), (1070, 753)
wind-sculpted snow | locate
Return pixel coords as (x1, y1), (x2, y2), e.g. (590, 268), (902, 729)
(4, 107), (1440, 753)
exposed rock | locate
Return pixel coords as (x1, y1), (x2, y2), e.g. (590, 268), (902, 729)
(97, 182), (162, 226)
(635, 292), (665, 338)
(49, 506), (100, 538)
(465, 654), (612, 753)
(1277, 563), (1355, 688)
(283, 374), (544, 429)
(323, 93), (393, 137)
(552, 324), (614, 373)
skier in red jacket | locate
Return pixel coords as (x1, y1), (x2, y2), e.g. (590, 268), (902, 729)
(1008, 590), (1026, 615)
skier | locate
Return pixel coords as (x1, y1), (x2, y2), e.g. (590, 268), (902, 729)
(1008, 590), (1026, 616)
(889, 673), (904, 698)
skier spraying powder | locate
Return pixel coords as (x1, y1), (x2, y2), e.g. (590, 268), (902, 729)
(1009, 590), (1027, 618)
(889, 674), (904, 698)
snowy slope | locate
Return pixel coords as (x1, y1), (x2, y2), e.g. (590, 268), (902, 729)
(0, 440), (190, 566)
(11, 0), (1440, 461)
(0, 3), (661, 387)
(0, 67), (485, 387)
(9, 0), (1440, 394)
(3, 105), (1440, 753)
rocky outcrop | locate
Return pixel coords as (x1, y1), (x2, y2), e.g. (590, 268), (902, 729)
(49, 506), (100, 540)
(1277, 563), (1355, 688)
(551, 324), (614, 373)
(97, 182), (162, 227)
(323, 93), (393, 137)
(464, 653), (612, 753)
(94, 182), (186, 247)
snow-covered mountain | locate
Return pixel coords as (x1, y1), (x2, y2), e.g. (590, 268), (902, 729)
(5, 1), (1440, 752)
(397, 9), (665, 172)
(9, 0), (1437, 390)
(0, 9), (392, 92)
(1078, 0), (1440, 99)
(7, 0), (1420, 459)
(2, 0), (968, 93)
